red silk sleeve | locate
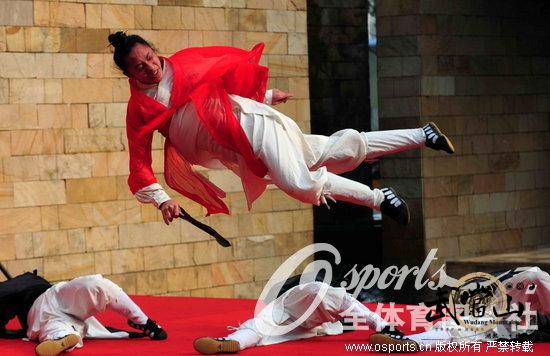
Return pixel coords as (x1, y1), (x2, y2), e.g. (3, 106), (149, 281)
(169, 43), (268, 105)
(126, 106), (158, 194)
(222, 62), (268, 102)
(124, 43), (270, 213)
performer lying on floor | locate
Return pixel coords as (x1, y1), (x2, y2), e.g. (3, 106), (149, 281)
(193, 280), (417, 354)
(194, 267), (550, 354)
(0, 272), (167, 356)
(108, 31), (455, 227)
(369, 267), (550, 349)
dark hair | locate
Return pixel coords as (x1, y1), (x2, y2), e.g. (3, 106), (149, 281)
(108, 31), (153, 73)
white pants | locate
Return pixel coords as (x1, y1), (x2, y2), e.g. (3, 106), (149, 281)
(170, 95), (426, 209)
(301, 128), (425, 208)
(226, 281), (387, 349)
(235, 95), (426, 209)
(408, 267), (550, 346)
(26, 275), (148, 348)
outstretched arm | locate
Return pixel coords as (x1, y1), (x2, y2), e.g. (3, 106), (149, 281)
(268, 89), (293, 105)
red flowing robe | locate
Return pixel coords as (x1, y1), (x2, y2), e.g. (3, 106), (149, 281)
(125, 43), (269, 215)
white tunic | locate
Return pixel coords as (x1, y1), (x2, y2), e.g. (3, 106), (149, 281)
(135, 60), (378, 209)
(237, 282), (347, 346)
(26, 275), (131, 345)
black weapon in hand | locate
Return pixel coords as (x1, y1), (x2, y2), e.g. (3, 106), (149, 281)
(0, 262), (12, 280)
(178, 206), (231, 247)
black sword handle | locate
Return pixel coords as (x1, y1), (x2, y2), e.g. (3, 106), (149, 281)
(178, 206), (231, 247)
(0, 262), (12, 280)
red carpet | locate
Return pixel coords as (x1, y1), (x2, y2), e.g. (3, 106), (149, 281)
(1, 296), (548, 355)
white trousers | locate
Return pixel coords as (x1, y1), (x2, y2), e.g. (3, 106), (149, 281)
(169, 95), (426, 210)
(234, 95), (426, 209)
(26, 275), (148, 347)
(262, 126), (426, 209)
(408, 267), (550, 346)
(226, 281), (387, 349)
(305, 128), (426, 209)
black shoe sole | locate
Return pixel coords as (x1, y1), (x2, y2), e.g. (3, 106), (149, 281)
(381, 188), (410, 226)
(427, 122), (455, 154)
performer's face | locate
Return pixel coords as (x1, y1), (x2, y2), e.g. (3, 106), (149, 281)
(126, 43), (163, 84)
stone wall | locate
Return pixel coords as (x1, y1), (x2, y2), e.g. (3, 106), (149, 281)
(0, 0), (311, 298)
(377, 0), (550, 270)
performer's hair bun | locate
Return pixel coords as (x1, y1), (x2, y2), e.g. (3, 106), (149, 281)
(108, 32), (154, 74)
(108, 31), (127, 50)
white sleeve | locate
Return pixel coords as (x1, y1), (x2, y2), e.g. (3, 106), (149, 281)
(263, 89), (273, 105)
(134, 183), (171, 208)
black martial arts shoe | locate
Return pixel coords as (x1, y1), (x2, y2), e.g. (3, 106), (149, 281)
(193, 337), (240, 354)
(369, 325), (419, 353)
(35, 334), (80, 356)
(423, 122), (455, 154)
(380, 188), (410, 225)
(128, 318), (168, 340)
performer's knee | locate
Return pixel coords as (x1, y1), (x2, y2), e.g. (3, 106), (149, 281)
(527, 267), (549, 281)
(507, 268), (550, 297)
(70, 275), (121, 300)
(279, 183), (324, 205)
(91, 276), (124, 298)
(294, 282), (347, 314)
(513, 267), (547, 284)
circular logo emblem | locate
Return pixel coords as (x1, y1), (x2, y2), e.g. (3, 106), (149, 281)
(448, 272), (508, 332)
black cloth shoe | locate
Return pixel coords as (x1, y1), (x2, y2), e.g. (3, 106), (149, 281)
(380, 188), (410, 225)
(369, 325), (419, 353)
(193, 337), (241, 354)
(423, 122), (455, 154)
(128, 318), (167, 340)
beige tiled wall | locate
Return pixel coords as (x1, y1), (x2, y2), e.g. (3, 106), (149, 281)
(376, 0), (550, 269)
(0, 0), (312, 298)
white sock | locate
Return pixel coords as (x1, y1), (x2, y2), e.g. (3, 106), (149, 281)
(226, 328), (261, 350)
(324, 173), (384, 209)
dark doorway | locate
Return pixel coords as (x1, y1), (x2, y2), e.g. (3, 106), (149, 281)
(307, 0), (383, 279)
